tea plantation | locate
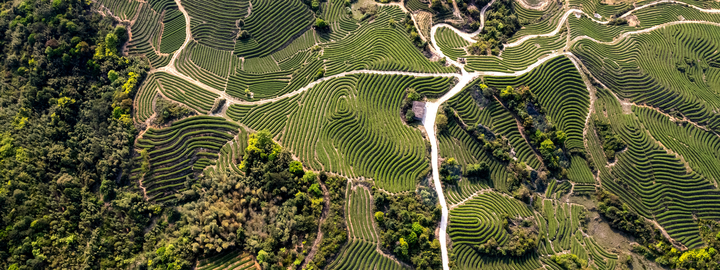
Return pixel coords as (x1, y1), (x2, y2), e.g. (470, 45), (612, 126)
(20, 0), (720, 268)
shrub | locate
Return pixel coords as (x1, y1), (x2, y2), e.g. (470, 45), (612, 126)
(315, 18), (328, 29)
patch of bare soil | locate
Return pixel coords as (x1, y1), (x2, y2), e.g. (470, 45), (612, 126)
(626, 14), (640, 27)
(601, 0), (636, 6)
(516, 0), (551, 10)
(580, 197), (665, 269)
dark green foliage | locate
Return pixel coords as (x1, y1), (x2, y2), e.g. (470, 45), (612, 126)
(402, 13), (426, 48)
(475, 216), (539, 256)
(468, 0), (520, 55)
(154, 98), (194, 124)
(440, 158), (462, 185)
(595, 189), (655, 244)
(551, 253), (588, 270)
(0, 0), (153, 268)
(314, 18), (328, 29)
(310, 173), (348, 269)
(157, 139), (326, 269)
(593, 118), (626, 160)
(374, 188), (442, 270)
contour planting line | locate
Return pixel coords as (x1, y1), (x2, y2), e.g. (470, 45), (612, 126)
(431, 0), (720, 49)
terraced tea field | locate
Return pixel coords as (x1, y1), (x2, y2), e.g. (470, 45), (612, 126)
(121, 0), (720, 268)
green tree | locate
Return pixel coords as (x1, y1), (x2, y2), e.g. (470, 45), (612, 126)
(405, 110), (415, 122)
(108, 70), (118, 82)
(436, 114), (448, 131)
(556, 130), (567, 144)
(399, 238), (409, 255)
(315, 18), (328, 28)
(375, 211), (385, 223)
(289, 160), (304, 177)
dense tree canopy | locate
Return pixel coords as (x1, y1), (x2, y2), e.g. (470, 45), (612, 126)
(0, 0), (152, 268)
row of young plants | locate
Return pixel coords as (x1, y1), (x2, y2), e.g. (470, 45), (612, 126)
(196, 252), (257, 270)
(572, 23), (720, 134)
(127, 4), (171, 68)
(184, 0), (251, 51)
(234, 0), (314, 58)
(321, 6), (454, 76)
(159, 8), (186, 54)
(279, 74), (452, 192)
(132, 116), (240, 201)
(97, 0), (141, 21)
(586, 86), (720, 251)
(174, 42), (228, 90)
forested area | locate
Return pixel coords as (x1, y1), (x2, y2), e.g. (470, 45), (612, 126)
(147, 130), (330, 269)
(0, 0), (152, 268)
(0, 0), (347, 268)
(374, 188), (443, 270)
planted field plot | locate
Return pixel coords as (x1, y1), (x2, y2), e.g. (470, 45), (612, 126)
(633, 1), (720, 25)
(568, 0), (632, 19)
(226, 69), (292, 100)
(269, 30), (317, 63)
(568, 4), (720, 42)
(485, 56), (590, 151)
(134, 74), (160, 123)
(127, 5), (171, 68)
(159, 8), (186, 54)
(97, 0), (140, 21)
(322, 6), (454, 75)
(321, 0), (362, 41)
(567, 16), (633, 43)
(184, 0), (250, 51)
(634, 106), (720, 185)
(567, 156), (595, 184)
(449, 191), (533, 247)
(227, 52), (324, 100)
(327, 240), (408, 270)
(572, 23), (720, 134)
(465, 32), (566, 72)
(206, 129), (248, 177)
(226, 95), (300, 135)
(196, 251), (258, 270)
(534, 200), (616, 270)
(347, 187), (378, 241)
(235, 0), (314, 58)
(134, 116), (240, 202)
(509, 1), (564, 43)
(449, 192), (546, 269)
(189, 42), (233, 78)
(453, 245), (542, 270)
(243, 56), (281, 74)
(545, 180), (572, 200)
(446, 83), (541, 169)
(591, 87), (720, 249)
(280, 74), (453, 192)
(435, 27), (469, 61)
(405, 0), (433, 13)
(151, 72), (220, 113)
(415, 11), (433, 40)
(438, 120), (512, 198)
(175, 44), (228, 91)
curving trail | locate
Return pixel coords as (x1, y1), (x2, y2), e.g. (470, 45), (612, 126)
(133, 0), (720, 268)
